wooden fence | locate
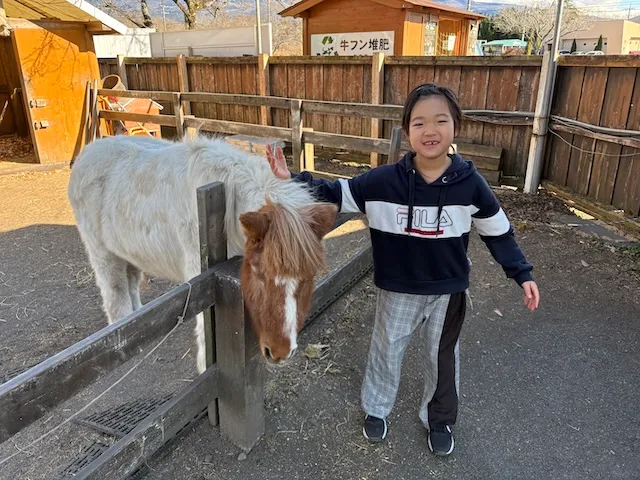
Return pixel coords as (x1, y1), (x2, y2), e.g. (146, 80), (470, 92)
(544, 55), (640, 217)
(98, 54), (541, 179)
(0, 177), (371, 477)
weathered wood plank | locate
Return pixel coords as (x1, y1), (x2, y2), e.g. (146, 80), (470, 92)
(305, 63), (325, 133)
(213, 258), (265, 453)
(558, 55), (640, 68)
(546, 66), (585, 185)
(342, 64), (365, 136)
(97, 89), (174, 101)
(457, 66), (490, 144)
(304, 130), (394, 155)
(566, 67), (608, 196)
(186, 56), (259, 64)
(323, 64), (344, 134)
(0, 270), (217, 443)
(291, 99), (304, 172)
(227, 64), (246, 124)
(270, 63), (289, 128)
(181, 92), (291, 110)
(99, 110), (176, 127)
(588, 67), (636, 203)
(197, 182), (227, 427)
(302, 100), (402, 120)
(269, 56), (370, 65)
(185, 117), (291, 141)
(385, 56), (542, 67)
(74, 365), (218, 479)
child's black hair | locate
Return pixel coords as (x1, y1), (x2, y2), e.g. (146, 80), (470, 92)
(402, 83), (462, 135)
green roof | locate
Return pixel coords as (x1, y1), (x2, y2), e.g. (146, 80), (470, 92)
(483, 39), (527, 47)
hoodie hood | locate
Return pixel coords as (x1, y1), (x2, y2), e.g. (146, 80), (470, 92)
(399, 151), (477, 185)
(400, 152), (477, 237)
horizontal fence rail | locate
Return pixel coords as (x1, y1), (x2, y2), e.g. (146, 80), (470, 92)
(0, 269), (218, 444)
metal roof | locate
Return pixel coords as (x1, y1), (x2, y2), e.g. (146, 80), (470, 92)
(5, 0), (128, 34)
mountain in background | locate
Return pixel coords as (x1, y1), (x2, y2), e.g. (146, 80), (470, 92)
(87, 0), (506, 27)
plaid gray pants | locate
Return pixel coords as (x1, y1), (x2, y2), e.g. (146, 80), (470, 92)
(361, 288), (467, 429)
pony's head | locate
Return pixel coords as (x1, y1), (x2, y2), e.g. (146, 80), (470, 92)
(239, 200), (337, 364)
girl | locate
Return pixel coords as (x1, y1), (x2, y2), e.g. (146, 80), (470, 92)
(266, 83), (539, 456)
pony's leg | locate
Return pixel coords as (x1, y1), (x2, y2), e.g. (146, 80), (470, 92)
(183, 258), (208, 374)
(195, 312), (207, 374)
(126, 263), (144, 311)
(90, 252), (134, 324)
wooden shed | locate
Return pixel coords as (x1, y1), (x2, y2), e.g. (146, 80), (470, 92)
(0, 0), (127, 165)
(279, 0), (485, 57)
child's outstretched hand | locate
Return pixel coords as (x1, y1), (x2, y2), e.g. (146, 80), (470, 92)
(266, 144), (291, 180)
(522, 281), (540, 311)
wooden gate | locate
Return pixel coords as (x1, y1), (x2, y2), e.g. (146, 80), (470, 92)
(11, 21), (100, 163)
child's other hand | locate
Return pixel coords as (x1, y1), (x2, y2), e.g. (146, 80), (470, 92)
(522, 281), (540, 311)
(266, 144), (291, 180)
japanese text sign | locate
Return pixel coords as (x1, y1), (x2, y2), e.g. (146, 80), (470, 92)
(311, 31), (395, 56)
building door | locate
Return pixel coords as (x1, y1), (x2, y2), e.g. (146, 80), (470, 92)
(437, 19), (460, 56)
(12, 23), (100, 164)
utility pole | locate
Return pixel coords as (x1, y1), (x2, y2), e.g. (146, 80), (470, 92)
(524, 0), (564, 194)
(256, 0), (263, 54)
(467, 0), (471, 10)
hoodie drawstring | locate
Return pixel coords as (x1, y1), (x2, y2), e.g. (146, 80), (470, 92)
(436, 186), (446, 236)
(406, 168), (416, 235)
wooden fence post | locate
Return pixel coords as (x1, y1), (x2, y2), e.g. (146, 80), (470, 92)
(291, 99), (304, 172)
(257, 53), (271, 126)
(214, 257), (265, 453)
(197, 181), (227, 427)
(524, 48), (554, 194)
(303, 127), (315, 171)
(173, 92), (185, 139)
(370, 52), (385, 168)
(117, 54), (128, 89)
(176, 54), (192, 116)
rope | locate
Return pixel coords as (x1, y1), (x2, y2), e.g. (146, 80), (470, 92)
(548, 129), (640, 158)
(0, 281), (194, 467)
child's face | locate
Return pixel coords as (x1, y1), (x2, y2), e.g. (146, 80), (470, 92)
(407, 96), (455, 162)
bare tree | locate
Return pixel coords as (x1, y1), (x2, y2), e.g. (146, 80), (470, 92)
(206, 0), (301, 55)
(100, 0), (146, 28)
(141, 0), (154, 28)
(172, 0), (229, 29)
(493, 1), (592, 54)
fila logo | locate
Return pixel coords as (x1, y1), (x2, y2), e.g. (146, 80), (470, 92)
(396, 206), (453, 231)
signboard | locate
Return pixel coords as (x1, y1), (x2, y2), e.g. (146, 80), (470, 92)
(311, 31), (394, 56)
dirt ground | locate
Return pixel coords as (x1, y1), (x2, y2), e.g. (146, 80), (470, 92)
(0, 160), (639, 479)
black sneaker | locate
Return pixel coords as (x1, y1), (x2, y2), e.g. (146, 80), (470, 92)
(428, 424), (454, 456)
(363, 415), (387, 443)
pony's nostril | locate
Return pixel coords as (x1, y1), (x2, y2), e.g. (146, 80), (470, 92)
(289, 347), (297, 359)
(264, 347), (272, 359)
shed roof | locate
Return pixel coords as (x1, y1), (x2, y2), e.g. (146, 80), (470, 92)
(4, 0), (128, 34)
(279, 0), (485, 20)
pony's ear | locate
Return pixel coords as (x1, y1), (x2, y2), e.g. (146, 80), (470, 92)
(240, 211), (272, 240)
(301, 203), (338, 239)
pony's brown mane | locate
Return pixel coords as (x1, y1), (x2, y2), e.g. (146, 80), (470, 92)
(261, 203), (326, 279)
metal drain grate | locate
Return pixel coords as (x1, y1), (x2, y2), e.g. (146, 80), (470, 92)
(56, 440), (110, 478)
(0, 360), (42, 384)
(55, 440), (149, 479)
(74, 393), (175, 438)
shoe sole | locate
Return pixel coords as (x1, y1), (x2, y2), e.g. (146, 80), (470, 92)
(428, 435), (454, 456)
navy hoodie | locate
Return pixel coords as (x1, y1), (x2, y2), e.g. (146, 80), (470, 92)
(293, 152), (534, 295)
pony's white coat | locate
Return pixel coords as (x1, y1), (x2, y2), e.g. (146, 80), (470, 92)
(68, 135), (315, 372)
